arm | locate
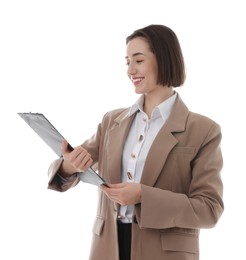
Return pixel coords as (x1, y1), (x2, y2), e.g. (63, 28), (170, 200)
(47, 140), (93, 192)
(47, 158), (79, 192)
(136, 123), (224, 229)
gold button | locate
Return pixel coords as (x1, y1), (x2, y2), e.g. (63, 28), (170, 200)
(138, 135), (143, 141)
(127, 172), (133, 180)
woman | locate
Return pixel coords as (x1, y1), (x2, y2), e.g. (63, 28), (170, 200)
(48, 24), (224, 260)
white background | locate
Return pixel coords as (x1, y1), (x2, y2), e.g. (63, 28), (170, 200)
(0, 0), (245, 259)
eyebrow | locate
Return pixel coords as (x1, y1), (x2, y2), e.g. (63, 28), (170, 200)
(125, 52), (145, 59)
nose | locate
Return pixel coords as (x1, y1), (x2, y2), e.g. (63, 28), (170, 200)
(127, 63), (137, 76)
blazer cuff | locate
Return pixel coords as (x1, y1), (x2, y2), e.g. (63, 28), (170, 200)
(47, 158), (79, 192)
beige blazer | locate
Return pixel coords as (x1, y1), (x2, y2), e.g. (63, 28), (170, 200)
(48, 94), (224, 260)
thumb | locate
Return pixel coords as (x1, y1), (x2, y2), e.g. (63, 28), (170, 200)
(62, 139), (69, 155)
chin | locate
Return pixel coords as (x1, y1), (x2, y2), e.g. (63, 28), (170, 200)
(134, 86), (144, 94)
(134, 90), (143, 95)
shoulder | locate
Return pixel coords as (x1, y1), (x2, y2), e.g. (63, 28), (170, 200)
(186, 111), (222, 141)
(96, 107), (131, 134)
(102, 107), (130, 122)
(172, 94), (221, 134)
(188, 111), (220, 128)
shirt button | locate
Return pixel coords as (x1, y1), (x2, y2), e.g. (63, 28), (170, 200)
(138, 135), (143, 141)
(127, 172), (133, 180)
(131, 153), (136, 159)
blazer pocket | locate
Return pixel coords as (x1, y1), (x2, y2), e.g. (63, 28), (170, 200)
(161, 232), (199, 254)
(92, 215), (105, 236)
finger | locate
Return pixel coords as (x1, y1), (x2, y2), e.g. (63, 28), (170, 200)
(100, 186), (116, 197)
(75, 151), (93, 171)
(74, 150), (91, 165)
(107, 183), (125, 189)
(100, 187), (113, 199)
(62, 140), (69, 155)
(84, 158), (93, 169)
(100, 184), (112, 192)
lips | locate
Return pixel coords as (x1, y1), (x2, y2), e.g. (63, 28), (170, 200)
(131, 77), (144, 84)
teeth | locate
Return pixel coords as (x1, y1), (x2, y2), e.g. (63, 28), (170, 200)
(132, 78), (143, 83)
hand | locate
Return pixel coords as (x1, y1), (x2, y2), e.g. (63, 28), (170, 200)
(61, 140), (93, 174)
(100, 182), (141, 206)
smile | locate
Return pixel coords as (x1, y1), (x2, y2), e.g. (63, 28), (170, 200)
(131, 77), (144, 84)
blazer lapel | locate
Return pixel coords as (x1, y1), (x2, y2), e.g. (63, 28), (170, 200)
(140, 94), (189, 186)
(106, 109), (137, 184)
(105, 94), (189, 187)
(140, 128), (178, 186)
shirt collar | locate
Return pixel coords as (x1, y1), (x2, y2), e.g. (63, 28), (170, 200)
(128, 95), (144, 116)
(128, 92), (177, 120)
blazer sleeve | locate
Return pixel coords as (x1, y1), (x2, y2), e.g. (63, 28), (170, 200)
(47, 158), (80, 192)
(135, 122), (224, 229)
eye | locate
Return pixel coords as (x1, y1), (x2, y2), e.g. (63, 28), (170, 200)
(125, 59), (143, 66)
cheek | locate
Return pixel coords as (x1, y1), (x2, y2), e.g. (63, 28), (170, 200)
(153, 64), (159, 80)
(145, 61), (158, 81)
(147, 70), (158, 83)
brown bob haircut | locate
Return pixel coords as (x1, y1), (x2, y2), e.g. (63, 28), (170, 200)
(126, 24), (186, 87)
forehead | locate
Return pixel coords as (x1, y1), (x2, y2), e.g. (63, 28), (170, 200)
(126, 37), (151, 58)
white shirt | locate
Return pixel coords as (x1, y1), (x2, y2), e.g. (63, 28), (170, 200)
(118, 92), (177, 223)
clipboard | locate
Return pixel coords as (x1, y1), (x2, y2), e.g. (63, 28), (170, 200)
(18, 112), (107, 186)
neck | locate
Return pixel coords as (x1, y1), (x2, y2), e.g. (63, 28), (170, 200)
(143, 87), (174, 118)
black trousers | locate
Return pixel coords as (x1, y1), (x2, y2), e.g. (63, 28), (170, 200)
(117, 222), (132, 260)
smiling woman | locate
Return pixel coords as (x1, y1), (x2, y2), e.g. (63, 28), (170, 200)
(47, 24), (224, 260)
(2, 1), (246, 259)
(126, 24), (185, 88)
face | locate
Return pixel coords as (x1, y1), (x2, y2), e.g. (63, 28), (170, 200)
(125, 37), (159, 95)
